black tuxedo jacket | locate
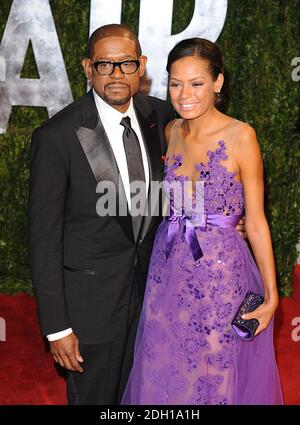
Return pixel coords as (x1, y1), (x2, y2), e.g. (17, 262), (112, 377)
(28, 90), (174, 344)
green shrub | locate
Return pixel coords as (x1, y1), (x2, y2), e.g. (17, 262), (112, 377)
(0, 0), (299, 295)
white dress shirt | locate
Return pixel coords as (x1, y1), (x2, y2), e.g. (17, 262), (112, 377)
(47, 90), (150, 341)
(93, 89), (149, 208)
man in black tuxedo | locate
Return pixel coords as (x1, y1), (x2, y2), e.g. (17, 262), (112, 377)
(28, 24), (174, 405)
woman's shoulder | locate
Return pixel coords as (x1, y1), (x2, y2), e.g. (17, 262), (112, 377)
(234, 119), (256, 136)
(229, 120), (258, 149)
(229, 120), (262, 164)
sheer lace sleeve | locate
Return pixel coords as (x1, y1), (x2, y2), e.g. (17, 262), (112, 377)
(165, 119), (183, 160)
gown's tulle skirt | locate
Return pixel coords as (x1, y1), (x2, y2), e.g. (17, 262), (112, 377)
(121, 220), (283, 405)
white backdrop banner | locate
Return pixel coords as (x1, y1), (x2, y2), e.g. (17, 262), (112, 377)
(0, 0), (227, 133)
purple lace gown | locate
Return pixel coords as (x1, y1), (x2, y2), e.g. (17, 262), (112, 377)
(121, 120), (283, 405)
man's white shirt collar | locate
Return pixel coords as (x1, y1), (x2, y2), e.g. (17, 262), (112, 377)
(93, 88), (135, 124)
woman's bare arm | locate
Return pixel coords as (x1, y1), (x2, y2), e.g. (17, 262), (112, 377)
(235, 124), (279, 334)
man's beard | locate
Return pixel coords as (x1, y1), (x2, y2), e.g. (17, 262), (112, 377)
(101, 84), (132, 106)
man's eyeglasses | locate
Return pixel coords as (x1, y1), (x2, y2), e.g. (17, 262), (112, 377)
(91, 60), (140, 75)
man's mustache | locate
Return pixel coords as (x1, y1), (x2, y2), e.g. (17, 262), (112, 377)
(105, 83), (130, 89)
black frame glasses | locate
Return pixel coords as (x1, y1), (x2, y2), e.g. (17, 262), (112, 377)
(91, 60), (140, 75)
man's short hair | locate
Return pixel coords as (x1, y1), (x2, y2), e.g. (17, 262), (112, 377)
(87, 24), (142, 58)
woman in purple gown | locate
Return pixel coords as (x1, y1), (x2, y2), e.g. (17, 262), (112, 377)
(122, 38), (283, 405)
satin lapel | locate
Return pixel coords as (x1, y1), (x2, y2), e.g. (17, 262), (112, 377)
(134, 100), (163, 243)
(76, 93), (134, 243)
(76, 120), (116, 184)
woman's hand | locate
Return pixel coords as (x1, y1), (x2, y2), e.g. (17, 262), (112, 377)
(241, 298), (278, 336)
(236, 217), (246, 239)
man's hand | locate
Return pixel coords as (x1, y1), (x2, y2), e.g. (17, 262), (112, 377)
(49, 332), (84, 372)
(236, 217), (246, 239)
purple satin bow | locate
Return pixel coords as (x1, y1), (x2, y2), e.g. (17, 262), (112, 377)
(166, 207), (242, 261)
